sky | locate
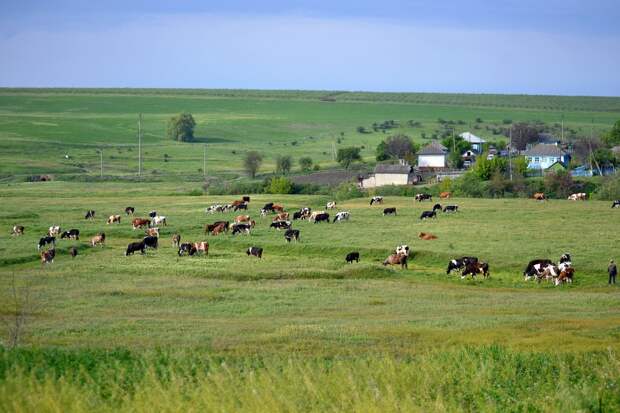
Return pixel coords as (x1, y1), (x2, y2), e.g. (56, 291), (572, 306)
(1, 0), (619, 96)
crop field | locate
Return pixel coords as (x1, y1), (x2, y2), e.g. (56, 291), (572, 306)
(1, 181), (619, 411)
(1, 88), (619, 180)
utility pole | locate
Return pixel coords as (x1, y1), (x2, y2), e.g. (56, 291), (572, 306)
(508, 127), (513, 181)
(138, 113), (142, 177)
(452, 128), (456, 153)
(589, 118), (602, 176)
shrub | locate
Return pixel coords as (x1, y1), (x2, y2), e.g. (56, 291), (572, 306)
(594, 175), (620, 200)
(333, 182), (365, 201)
(266, 177), (294, 194)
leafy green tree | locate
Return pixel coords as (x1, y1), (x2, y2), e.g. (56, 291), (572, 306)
(441, 136), (471, 154)
(275, 155), (292, 175)
(266, 176), (293, 194)
(602, 120), (620, 146)
(472, 155), (508, 180)
(167, 113), (196, 142)
(375, 134), (416, 161)
(448, 151), (464, 168)
(299, 157), (313, 172)
(592, 148), (617, 166)
(337, 147), (362, 169)
(513, 156), (529, 176)
(243, 151), (263, 179)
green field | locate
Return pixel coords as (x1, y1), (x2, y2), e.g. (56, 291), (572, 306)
(1, 88), (619, 180)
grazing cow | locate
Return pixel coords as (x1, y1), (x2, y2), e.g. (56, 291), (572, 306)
(205, 221), (229, 235)
(346, 252), (360, 263)
(153, 216), (167, 226)
(233, 202), (248, 211)
(60, 229), (80, 240)
(37, 236), (56, 250)
(91, 233), (106, 247)
(272, 204), (285, 213)
(415, 193), (432, 202)
(48, 226), (61, 236)
(273, 212), (290, 222)
(270, 220), (292, 230)
(326, 201), (337, 209)
(383, 207), (397, 216)
(246, 246), (263, 258)
(440, 192), (451, 199)
(383, 254), (408, 269)
(558, 253), (572, 272)
(210, 222), (228, 236)
(443, 205), (459, 213)
(231, 200), (245, 208)
(193, 242), (209, 255)
(148, 210), (157, 218)
(555, 267), (575, 286)
(206, 205), (222, 214)
(126, 241), (145, 256)
(242, 196), (251, 203)
(568, 193), (586, 201)
(418, 232), (437, 240)
(235, 215), (252, 223)
(40, 248), (56, 264)
(107, 215), (121, 224)
(395, 245), (410, 257)
(538, 265), (560, 283)
(178, 243), (197, 256)
(284, 229), (300, 243)
(432, 203), (442, 212)
(333, 211), (350, 223)
(293, 211), (303, 220)
(143, 236), (158, 249)
(132, 218), (150, 230)
(262, 203), (274, 212)
(370, 196), (384, 205)
(533, 192), (546, 201)
(85, 210), (96, 220)
(125, 206), (135, 215)
(146, 227), (159, 237)
(461, 261), (490, 279)
(309, 211), (326, 221)
(419, 210), (436, 220)
(11, 225), (25, 236)
(232, 223), (253, 235)
(612, 200), (620, 208)
(313, 213), (330, 223)
(446, 257), (479, 275)
(69, 246), (78, 258)
(523, 259), (553, 280)
(172, 234), (181, 247)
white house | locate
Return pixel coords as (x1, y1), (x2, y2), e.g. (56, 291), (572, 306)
(459, 132), (486, 153)
(417, 142), (448, 168)
(360, 161), (419, 188)
(523, 143), (569, 170)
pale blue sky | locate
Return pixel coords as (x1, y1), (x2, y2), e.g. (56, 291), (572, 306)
(1, 0), (619, 95)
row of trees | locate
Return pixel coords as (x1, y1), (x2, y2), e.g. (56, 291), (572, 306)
(243, 152), (316, 178)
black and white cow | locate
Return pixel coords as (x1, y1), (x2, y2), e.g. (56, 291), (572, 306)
(443, 205), (459, 213)
(419, 210), (436, 220)
(60, 229), (80, 240)
(383, 207), (397, 216)
(313, 213), (330, 223)
(125, 206), (135, 215)
(178, 243), (197, 256)
(558, 253), (572, 271)
(232, 223), (252, 235)
(346, 252), (360, 263)
(143, 236), (158, 249)
(432, 203), (442, 212)
(284, 229), (300, 243)
(148, 210), (157, 219)
(333, 211), (350, 223)
(446, 256), (479, 274)
(233, 202), (248, 211)
(37, 236), (56, 250)
(85, 210), (96, 220)
(415, 193), (432, 202)
(370, 196), (384, 205)
(612, 200), (620, 208)
(246, 246), (263, 258)
(395, 245), (410, 257)
(126, 241), (145, 256)
(270, 220), (292, 230)
(523, 259), (553, 280)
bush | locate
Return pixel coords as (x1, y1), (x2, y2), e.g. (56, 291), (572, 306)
(266, 177), (294, 194)
(544, 170), (573, 198)
(333, 182), (365, 201)
(594, 175), (620, 200)
(451, 173), (488, 198)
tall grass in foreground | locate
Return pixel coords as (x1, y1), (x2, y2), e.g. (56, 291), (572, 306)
(1, 346), (618, 412)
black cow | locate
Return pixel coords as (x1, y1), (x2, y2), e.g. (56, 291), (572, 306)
(178, 243), (197, 256)
(383, 208), (397, 216)
(270, 221), (292, 230)
(242, 196), (251, 203)
(60, 229), (80, 240)
(234, 203), (248, 211)
(415, 193), (432, 202)
(69, 246), (78, 258)
(125, 206), (135, 215)
(462, 261), (490, 279)
(292, 211), (303, 220)
(284, 229), (300, 243)
(85, 210), (96, 219)
(419, 210), (436, 220)
(612, 200), (620, 208)
(262, 203), (274, 212)
(148, 210), (157, 218)
(126, 241), (145, 256)
(313, 213), (330, 223)
(523, 259), (553, 279)
(247, 246), (263, 258)
(143, 236), (158, 249)
(346, 252), (360, 263)
(446, 256), (479, 274)
(443, 205), (459, 213)
(232, 223), (252, 235)
(37, 236), (55, 250)
(432, 203), (442, 212)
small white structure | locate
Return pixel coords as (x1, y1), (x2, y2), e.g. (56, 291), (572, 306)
(417, 142), (448, 168)
(523, 143), (569, 170)
(360, 160), (418, 188)
(459, 132), (486, 153)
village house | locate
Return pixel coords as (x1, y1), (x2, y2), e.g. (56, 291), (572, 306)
(417, 141), (448, 168)
(360, 160), (419, 188)
(523, 143), (570, 170)
(459, 132), (486, 154)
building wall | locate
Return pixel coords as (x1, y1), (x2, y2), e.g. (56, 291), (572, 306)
(361, 176), (376, 188)
(526, 155), (566, 170)
(374, 173), (409, 186)
(418, 155), (445, 168)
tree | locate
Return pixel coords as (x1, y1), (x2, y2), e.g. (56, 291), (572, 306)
(472, 156), (507, 180)
(299, 157), (313, 172)
(275, 155), (292, 175)
(448, 151), (464, 169)
(167, 113), (196, 142)
(544, 170), (573, 198)
(507, 122), (541, 150)
(243, 151), (263, 178)
(375, 134), (416, 161)
(602, 120), (620, 147)
(266, 176), (293, 194)
(337, 147), (362, 169)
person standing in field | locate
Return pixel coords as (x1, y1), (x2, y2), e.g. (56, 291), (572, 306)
(609, 260), (617, 285)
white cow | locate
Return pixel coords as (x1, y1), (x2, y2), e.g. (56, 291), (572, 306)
(153, 216), (167, 226)
(48, 225), (61, 236)
(333, 211), (350, 223)
(326, 201), (337, 209)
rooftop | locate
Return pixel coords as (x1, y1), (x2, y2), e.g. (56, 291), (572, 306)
(418, 141), (448, 156)
(459, 131), (486, 144)
(523, 143), (566, 157)
(374, 163), (412, 174)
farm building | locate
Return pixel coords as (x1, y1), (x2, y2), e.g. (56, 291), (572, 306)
(459, 132), (486, 153)
(417, 142), (448, 168)
(360, 161), (420, 188)
(523, 143), (569, 170)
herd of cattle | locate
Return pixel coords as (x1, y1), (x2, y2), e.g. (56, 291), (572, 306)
(9, 193), (620, 284)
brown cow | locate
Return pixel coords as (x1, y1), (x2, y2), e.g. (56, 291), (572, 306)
(91, 233), (106, 247)
(418, 232), (438, 240)
(383, 254), (408, 269)
(107, 215), (121, 224)
(273, 212), (289, 222)
(146, 227), (160, 237)
(533, 192), (546, 201)
(172, 234), (181, 247)
(554, 267), (575, 286)
(205, 221), (229, 235)
(193, 242), (209, 255)
(235, 215), (251, 224)
(211, 222), (227, 235)
(440, 192), (451, 199)
(272, 204), (285, 213)
(132, 218), (150, 229)
(40, 248), (55, 264)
